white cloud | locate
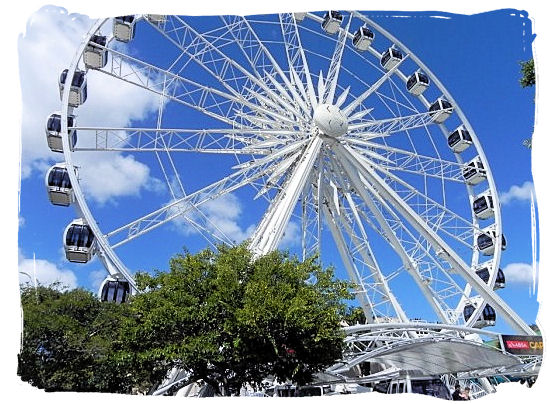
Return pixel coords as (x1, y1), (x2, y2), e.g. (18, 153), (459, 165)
(18, 6), (161, 204)
(74, 153), (164, 205)
(171, 193), (255, 244)
(18, 251), (77, 289)
(502, 262), (536, 285)
(169, 192), (302, 250)
(89, 268), (108, 291)
(280, 220), (301, 249)
(499, 181), (534, 205)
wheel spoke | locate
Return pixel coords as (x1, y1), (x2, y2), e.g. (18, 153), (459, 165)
(106, 158), (277, 248)
(335, 143), (534, 335)
(249, 136), (322, 255)
(322, 14), (351, 104)
(71, 127), (294, 154)
(95, 45), (260, 128)
(346, 109), (448, 135)
(351, 142), (466, 183)
(279, 13), (318, 109)
(325, 156), (409, 322)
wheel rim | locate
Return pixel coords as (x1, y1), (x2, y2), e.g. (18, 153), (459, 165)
(57, 11), (531, 334)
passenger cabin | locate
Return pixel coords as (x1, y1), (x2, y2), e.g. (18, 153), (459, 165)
(45, 164), (75, 206)
(473, 193), (494, 219)
(45, 113), (77, 153)
(462, 156), (486, 185)
(406, 71), (429, 96)
(477, 228), (507, 256)
(428, 98), (453, 123)
(293, 12), (307, 23)
(84, 34), (108, 69)
(59, 69), (87, 107)
(448, 126), (472, 153)
(380, 46), (403, 70)
(113, 15), (136, 42)
(352, 26), (374, 51)
(100, 277), (131, 303)
(145, 14), (167, 25)
(322, 11), (343, 34)
(476, 267), (506, 290)
(64, 219), (96, 263)
(463, 303), (496, 328)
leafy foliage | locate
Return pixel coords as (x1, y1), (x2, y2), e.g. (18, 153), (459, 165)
(519, 59), (535, 148)
(343, 306), (367, 325)
(18, 245), (352, 395)
(18, 284), (134, 392)
(519, 59), (535, 88)
(122, 244), (351, 394)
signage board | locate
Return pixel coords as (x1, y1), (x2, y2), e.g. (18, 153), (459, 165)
(501, 335), (543, 355)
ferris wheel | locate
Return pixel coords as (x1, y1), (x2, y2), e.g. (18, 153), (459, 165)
(46, 11), (534, 335)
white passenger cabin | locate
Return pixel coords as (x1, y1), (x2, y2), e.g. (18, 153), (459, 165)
(406, 71), (429, 96)
(100, 277), (131, 303)
(428, 98), (453, 123)
(380, 46), (403, 70)
(293, 12), (307, 22)
(145, 14), (167, 25)
(352, 26), (374, 51)
(475, 266), (506, 290)
(113, 15), (136, 42)
(476, 226), (506, 256)
(84, 35), (108, 69)
(447, 125), (472, 153)
(462, 156), (486, 185)
(322, 11), (343, 34)
(63, 218), (96, 263)
(464, 301), (496, 328)
(45, 163), (76, 207)
(472, 191), (495, 219)
(45, 112), (77, 153)
(59, 69), (87, 107)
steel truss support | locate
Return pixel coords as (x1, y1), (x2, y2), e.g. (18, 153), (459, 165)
(333, 149), (450, 323)
(249, 136), (322, 255)
(334, 143), (535, 335)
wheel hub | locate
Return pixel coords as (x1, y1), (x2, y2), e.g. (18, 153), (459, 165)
(313, 103), (348, 138)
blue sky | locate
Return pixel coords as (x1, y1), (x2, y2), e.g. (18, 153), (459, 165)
(16, 6), (538, 336)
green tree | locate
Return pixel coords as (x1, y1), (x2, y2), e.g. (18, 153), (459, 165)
(120, 244), (351, 395)
(519, 59), (535, 148)
(343, 306), (367, 325)
(520, 59), (535, 88)
(18, 283), (134, 392)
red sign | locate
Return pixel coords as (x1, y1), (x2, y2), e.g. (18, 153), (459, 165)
(505, 340), (529, 350)
(501, 335), (543, 355)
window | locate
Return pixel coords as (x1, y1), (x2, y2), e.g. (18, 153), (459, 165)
(473, 197), (488, 212)
(406, 75), (417, 90)
(464, 304), (475, 321)
(410, 379), (450, 400)
(476, 268), (490, 283)
(477, 234), (493, 250)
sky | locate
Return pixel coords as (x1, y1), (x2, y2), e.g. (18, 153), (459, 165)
(15, 5), (539, 334)
(6, 1), (549, 403)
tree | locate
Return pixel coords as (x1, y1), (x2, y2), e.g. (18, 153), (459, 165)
(120, 244), (352, 395)
(519, 59), (535, 148)
(520, 59), (535, 88)
(343, 306), (367, 325)
(18, 283), (135, 393)
(18, 245), (352, 395)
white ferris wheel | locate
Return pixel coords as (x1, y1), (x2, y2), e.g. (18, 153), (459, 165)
(46, 11), (534, 336)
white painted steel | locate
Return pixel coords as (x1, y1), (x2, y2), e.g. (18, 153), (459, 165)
(54, 12), (534, 339)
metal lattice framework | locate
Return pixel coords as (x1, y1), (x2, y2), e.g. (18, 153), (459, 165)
(55, 10), (536, 356)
